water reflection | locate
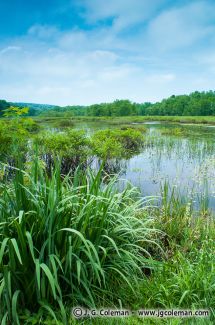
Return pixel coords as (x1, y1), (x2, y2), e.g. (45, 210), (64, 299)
(85, 122), (215, 211)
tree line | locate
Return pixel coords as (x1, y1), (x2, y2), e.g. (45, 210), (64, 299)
(1, 91), (215, 117)
(41, 91), (215, 117)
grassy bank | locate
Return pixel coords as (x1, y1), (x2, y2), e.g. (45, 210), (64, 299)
(0, 158), (214, 324)
(34, 115), (215, 126)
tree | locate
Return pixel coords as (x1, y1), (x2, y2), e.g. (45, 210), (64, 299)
(3, 106), (29, 118)
(0, 100), (10, 116)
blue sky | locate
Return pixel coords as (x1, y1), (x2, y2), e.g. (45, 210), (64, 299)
(0, 0), (215, 105)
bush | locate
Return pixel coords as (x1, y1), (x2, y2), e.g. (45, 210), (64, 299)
(91, 129), (144, 159)
(19, 118), (40, 132)
(34, 129), (90, 173)
(0, 120), (29, 161)
(53, 119), (74, 128)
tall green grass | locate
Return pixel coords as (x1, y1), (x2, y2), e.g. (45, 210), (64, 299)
(0, 159), (157, 324)
(125, 185), (215, 323)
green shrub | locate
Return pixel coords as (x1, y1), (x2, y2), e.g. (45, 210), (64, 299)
(35, 129), (90, 173)
(91, 129), (144, 159)
(0, 120), (29, 160)
(0, 123), (13, 152)
(53, 119), (74, 128)
(19, 118), (40, 132)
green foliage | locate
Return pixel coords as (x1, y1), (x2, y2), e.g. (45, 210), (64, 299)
(118, 185), (215, 323)
(0, 123), (14, 154)
(35, 130), (90, 173)
(0, 109), (214, 323)
(120, 125), (147, 133)
(0, 99), (10, 116)
(38, 91), (215, 118)
(19, 118), (40, 132)
(3, 106), (29, 117)
(14, 102), (58, 116)
(0, 119), (34, 160)
(139, 91), (215, 116)
(52, 119), (74, 128)
(139, 241), (215, 311)
(160, 127), (185, 136)
(87, 99), (138, 116)
(0, 159), (156, 323)
(91, 128), (144, 159)
(2, 91), (215, 118)
(138, 219), (215, 312)
(35, 129), (89, 158)
(91, 130), (123, 159)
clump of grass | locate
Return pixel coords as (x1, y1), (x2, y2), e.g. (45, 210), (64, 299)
(0, 158), (157, 323)
(123, 184), (215, 321)
(138, 228), (215, 313)
(120, 125), (147, 133)
(160, 127), (185, 136)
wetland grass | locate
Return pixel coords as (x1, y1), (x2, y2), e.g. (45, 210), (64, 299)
(0, 157), (214, 323)
(0, 118), (214, 324)
(36, 115), (215, 125)
(0, 158), (157, 324)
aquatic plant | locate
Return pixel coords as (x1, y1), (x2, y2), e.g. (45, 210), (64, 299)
(35, 129), (90, 173)
(120, 125), (147, 133)
(52, 119), (75, 128)
(160, 127), (185, 136)
(91, 128), (144, 159)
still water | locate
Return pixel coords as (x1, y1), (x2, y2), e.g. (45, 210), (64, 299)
(77, 121), (215, 211)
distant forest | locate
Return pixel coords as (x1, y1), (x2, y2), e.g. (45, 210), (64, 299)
(1, 91), (215, 117)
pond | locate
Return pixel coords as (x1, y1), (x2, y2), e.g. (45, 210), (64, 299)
(74, 121), (215, 211)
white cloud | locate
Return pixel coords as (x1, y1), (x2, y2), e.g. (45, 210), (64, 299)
(80, 0), (167, 31)
(28, 25), (59, 40)
(0, 1), (215, 105)
(0, 46), (22, 54)
(146, 1), (215, 52)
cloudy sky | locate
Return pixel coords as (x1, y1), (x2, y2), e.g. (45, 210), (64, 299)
(0, 0), (215, 105)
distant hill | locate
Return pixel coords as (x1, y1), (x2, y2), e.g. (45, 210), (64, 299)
(0, 100), (59, 116)
(13, 102), (59, 116)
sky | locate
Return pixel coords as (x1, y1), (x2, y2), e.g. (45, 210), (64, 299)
(0, 0), (215, 105)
